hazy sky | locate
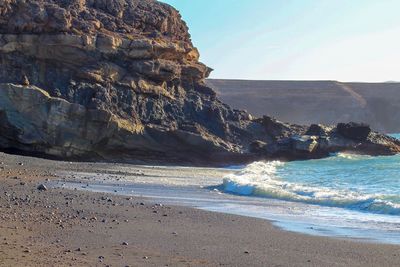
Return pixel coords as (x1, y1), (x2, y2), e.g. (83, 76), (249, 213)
(160, 0), (400, 82)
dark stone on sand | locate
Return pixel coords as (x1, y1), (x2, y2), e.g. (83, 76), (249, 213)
(37, 184), (48, 191)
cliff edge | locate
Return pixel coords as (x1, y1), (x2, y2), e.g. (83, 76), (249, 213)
(0, 0), (399, 165)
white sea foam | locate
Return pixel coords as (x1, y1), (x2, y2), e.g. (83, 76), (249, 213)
(222, 161), (400, 215)
(335, 152), (371, 160)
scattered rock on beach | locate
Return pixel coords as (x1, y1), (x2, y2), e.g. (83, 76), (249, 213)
(37, 184), (48, 191)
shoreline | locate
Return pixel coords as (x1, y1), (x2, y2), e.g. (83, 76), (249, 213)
(52, 156), (400, 245)
(53, 177), (400, 246)
(0, 152), (400, 266)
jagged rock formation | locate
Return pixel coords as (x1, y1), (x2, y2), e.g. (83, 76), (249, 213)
(0, 0), (399, 165)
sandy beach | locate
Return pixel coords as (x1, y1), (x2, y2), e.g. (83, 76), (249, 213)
(0, 152), (399, 266)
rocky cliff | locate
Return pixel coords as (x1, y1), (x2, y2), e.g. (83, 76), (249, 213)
(207, 79), (400, 133)
(0, 0), (399, 165)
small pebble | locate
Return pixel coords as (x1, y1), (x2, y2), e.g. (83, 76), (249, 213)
(37, 184), (48, 191)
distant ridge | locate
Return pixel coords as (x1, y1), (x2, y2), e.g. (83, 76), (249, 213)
(207, 79), (400, 133)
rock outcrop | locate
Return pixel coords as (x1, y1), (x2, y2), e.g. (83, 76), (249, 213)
(0, 0), (399, 165)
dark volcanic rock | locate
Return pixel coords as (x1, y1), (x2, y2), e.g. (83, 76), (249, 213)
(337, 122), (371, 141)
(249, 140), (267, 154)
(0, 0), (399, 165)
(306, 124), (331, 137)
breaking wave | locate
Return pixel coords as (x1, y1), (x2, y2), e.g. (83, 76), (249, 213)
(222, 160), (400, 215)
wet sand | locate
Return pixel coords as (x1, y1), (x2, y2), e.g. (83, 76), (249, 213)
(0, 152), (399, 266)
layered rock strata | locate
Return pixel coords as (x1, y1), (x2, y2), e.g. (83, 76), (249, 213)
(0, 0), (399, 165)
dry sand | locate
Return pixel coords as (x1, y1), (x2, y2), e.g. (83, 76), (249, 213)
(0, 152), (399, 267)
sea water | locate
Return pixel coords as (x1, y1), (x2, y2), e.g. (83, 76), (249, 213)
(218, 134), (400, 242)
(223, 154), (400, 216)
(54, 134), (400, 244)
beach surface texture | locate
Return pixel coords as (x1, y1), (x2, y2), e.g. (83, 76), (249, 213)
(0, 152), (399, 267)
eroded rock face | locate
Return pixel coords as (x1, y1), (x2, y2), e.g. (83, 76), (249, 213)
(0, 0), (399, 165)
(0, 83), (144, 157)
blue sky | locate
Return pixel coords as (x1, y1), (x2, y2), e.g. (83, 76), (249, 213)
(160, 0), (400, 82)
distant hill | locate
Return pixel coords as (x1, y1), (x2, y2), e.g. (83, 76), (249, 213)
(207, 79), (400, 133)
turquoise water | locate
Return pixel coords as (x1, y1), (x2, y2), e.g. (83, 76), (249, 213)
(223, 134), (400, 216)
